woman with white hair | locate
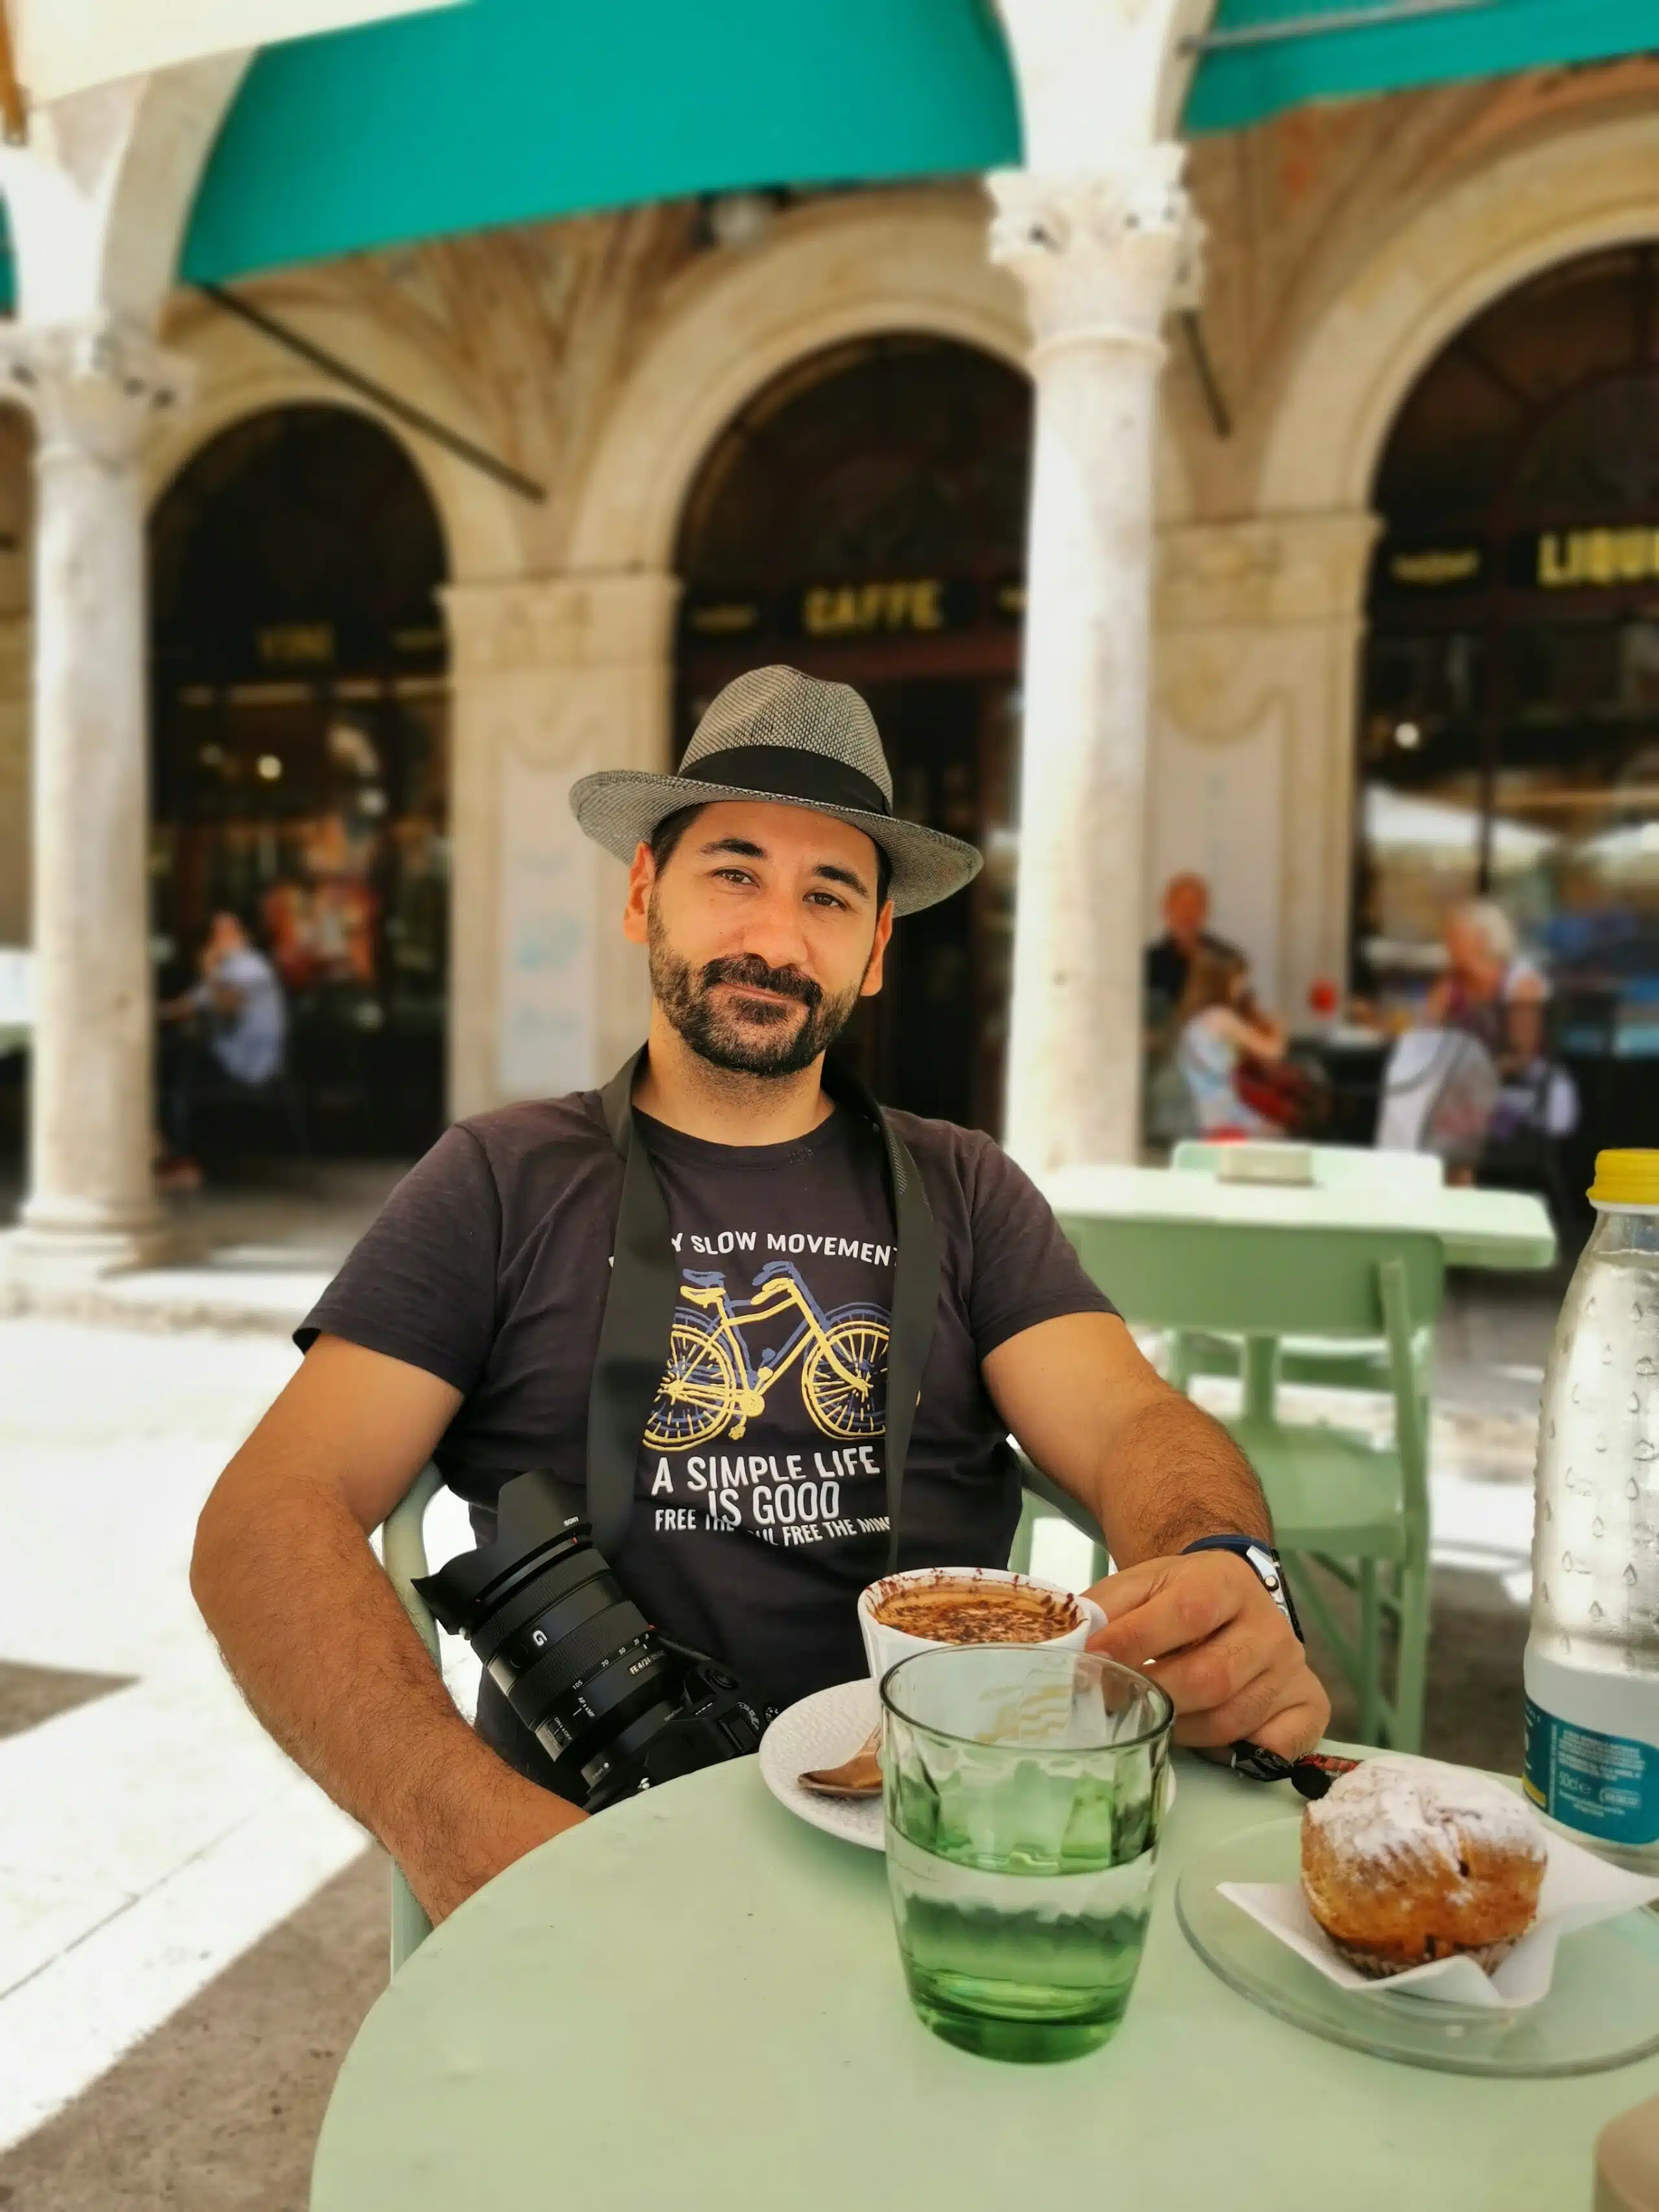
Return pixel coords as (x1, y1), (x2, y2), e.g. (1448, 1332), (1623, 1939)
(1424, 898), (1548, 1064)
(1377, 897), (1570, 1183)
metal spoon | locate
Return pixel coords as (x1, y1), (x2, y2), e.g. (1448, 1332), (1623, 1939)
(798, 1723), (882, 1798)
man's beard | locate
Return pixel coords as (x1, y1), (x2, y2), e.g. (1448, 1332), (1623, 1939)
(647, 908), (863, 1078)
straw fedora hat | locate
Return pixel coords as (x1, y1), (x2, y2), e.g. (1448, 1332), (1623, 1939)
(568, 666), (982, 916)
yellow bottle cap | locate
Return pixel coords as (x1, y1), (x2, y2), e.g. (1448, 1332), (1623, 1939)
(1588, 1150), (1659, 1207)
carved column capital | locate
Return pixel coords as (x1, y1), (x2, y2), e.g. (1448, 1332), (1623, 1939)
(988, 146), (1203, 360)
(0, 317), (194, 466)
(443, 572), (681, 677)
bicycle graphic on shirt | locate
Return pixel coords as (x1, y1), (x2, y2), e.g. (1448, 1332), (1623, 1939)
(643, 1260), (888, 1449)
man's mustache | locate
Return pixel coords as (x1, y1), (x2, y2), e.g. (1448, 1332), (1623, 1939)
(700, 955), (822, 1010)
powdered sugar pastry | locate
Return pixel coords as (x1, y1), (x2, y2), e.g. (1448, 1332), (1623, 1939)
(1306, 1757), (1545, 1880)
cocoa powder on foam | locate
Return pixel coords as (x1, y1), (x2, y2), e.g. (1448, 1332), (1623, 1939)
(872, 1578), (1079, 1646)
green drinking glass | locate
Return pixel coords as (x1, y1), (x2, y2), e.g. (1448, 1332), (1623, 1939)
(880, 1644), (1174, 2064)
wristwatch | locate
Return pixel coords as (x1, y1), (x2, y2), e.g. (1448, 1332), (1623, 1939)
(1181, 1535), (1304, 1644)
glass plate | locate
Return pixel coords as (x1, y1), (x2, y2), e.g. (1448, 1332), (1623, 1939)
(1176, 1818), (1659, 2077)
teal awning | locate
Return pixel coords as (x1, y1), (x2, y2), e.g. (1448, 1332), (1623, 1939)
(1187, 0), (1659, 133)
(181, 0), (1021, 283)
(159, 0), (1659, 286)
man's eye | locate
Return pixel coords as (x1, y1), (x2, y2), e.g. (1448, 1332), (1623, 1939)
(807, 891), (849, 911)
(712, 868), (754, 885)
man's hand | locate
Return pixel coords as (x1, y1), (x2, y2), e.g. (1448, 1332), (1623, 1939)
(1085, 1550), (1330, 1761)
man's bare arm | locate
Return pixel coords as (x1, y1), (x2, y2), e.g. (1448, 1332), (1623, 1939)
(983, 1310), (1268, 1564)
(191, 1333), (583, 1925)
(983, 1313), (1330, 1758)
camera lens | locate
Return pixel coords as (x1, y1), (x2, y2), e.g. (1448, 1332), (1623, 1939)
(413, 1471), (771, 1812)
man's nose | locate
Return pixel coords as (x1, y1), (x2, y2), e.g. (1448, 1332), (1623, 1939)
(730, 885), (813, 975)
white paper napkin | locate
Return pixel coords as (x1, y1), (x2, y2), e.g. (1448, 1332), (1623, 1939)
(1220, 1826), (1659, 2010)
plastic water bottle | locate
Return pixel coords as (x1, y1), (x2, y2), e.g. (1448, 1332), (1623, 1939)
(1524, 1150), (1659, 1864)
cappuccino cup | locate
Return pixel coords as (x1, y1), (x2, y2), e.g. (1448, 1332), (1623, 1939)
(859, 1565), (1105, 1686)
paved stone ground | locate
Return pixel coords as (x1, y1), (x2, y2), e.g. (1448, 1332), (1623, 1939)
(0, 1854), (386, 2212)
(0, 1163), (1564, 2209)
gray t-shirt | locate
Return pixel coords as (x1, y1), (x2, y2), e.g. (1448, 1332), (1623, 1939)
(191, 947), (285, 1085)
(298, 1088), (1115, 1755)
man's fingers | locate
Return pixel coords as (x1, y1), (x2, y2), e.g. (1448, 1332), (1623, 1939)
(1170, 1659), (1288, 1749)
(1175, 1664), (1332, 1760)
(1088, 1568), (1243, 1670)
(1144, 1626), (1297, 1722)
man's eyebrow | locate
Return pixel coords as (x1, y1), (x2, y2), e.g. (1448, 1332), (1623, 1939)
(697, 836), (767, 861)
(812, 861), (871, 899)
(697, 835), (871, 900)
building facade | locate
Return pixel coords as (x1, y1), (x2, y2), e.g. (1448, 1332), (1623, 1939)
(0, 41), (1655, 1263)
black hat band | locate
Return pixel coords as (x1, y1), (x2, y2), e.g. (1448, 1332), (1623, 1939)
(677, 743), (891, 819)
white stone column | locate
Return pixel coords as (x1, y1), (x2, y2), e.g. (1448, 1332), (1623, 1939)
(444, 572), (679, 1121)
(991, 149), (1201, 1170)
(0, 320), (190, 1274)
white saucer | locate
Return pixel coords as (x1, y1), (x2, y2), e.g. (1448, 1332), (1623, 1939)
(760, 1678), (885, 1850)
(758, 1677), (1177, 1854)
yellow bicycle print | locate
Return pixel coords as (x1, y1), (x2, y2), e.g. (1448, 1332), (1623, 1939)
(644, 1261), (888, 1449)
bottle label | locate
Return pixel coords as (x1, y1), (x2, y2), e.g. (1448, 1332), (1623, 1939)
(1524, 1697), (1659, 1846)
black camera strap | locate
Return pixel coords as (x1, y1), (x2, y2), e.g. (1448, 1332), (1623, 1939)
(586, 1045), (938, 1571)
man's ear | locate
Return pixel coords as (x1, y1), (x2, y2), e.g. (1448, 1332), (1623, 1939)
(622, 842), (655, 946)
(859, 898), (896, 998)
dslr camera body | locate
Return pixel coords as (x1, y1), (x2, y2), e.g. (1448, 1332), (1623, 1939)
(414, 1469), (771, 1813)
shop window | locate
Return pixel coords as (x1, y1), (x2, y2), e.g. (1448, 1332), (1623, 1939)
(149, 406), (450, 1154)
(1358, 244), (1659, 1166)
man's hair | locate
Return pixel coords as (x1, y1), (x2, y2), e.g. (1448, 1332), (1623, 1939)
(648, 802), (892, 908)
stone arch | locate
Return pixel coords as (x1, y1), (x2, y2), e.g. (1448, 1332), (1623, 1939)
(145, 290), (528, 584)
(568, 187), (1191, 574)
(1257, 109), (1659, 517)
(566, 192), (1030, 574)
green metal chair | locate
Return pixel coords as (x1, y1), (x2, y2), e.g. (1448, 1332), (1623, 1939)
(381, 1463), (445, 1973)
(1166, 1141), (1441, 1401)
(1057, 1210), (1444, 1752)
(1006, 1454), (1111, 1587)
(379, 1460), (1106, 1970)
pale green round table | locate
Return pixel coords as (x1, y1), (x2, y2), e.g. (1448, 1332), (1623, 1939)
(311, 1752), (1659, 2210)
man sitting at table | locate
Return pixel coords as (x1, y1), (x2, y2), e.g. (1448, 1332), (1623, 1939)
(191, 668), (1329, 1927)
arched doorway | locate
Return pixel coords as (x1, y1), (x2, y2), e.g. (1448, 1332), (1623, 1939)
(149, 405), (450, 1154)
(1356, 244), (1659, 1170)
(675, 335), (1032, 1130)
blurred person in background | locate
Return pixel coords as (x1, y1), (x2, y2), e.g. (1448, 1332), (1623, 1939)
(1176, 948), (1294, 1138)
(1144, 872), (1240, 1015)
(156, 911), (288, 1191)
(1376, 898), (1573, 1181)
(1424, 898), (1548, 1067)
(1143, 872), (1243, 1143)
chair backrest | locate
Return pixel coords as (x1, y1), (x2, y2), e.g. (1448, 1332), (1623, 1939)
(1171, 1139), (1443, 1189)
(1058, 1213), (1446, 1342)
(380, 1465), (445, 1973)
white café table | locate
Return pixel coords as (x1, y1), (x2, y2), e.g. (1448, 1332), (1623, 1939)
(1038, 1162), (1559, 1274)
(310, 1751), (1651, 2211)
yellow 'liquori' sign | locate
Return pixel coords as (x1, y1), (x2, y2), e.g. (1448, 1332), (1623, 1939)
(1537, 527), (1659, 588)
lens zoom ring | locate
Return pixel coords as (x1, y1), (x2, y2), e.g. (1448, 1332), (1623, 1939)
(472, 1549), (612, 1666)
(507, 1604), (652, 1721)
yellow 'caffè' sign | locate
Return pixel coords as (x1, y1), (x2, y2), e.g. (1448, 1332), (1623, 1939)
(802, 580), (946, 636)
(1537, 527), (1659, 588)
